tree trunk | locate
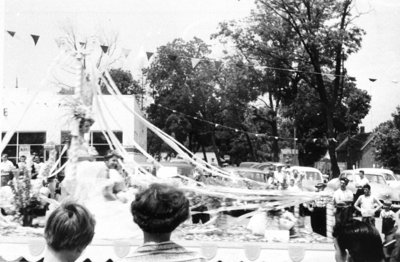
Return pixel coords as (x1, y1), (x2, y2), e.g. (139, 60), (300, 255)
(211, 131), (222, 166)
(201, 143), (208, 163)
(244, 133), (257, 161)
(271, 120), (280, 162)
(326, 111), (341, 178)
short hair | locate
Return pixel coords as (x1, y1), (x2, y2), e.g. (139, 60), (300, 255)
(362, 184), (371, 190)
(45, 201), (96, 252)
(333, 220), (384, 262)
(339, 177), (349, 185)
(78, 118), (95, 128)
(130, 183), (189, 234)
(359, 170), (365, 174)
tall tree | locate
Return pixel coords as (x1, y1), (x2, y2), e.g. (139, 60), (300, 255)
(214, 0), (365, 176)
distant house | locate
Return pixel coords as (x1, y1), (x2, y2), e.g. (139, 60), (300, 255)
(335, 130), (380, 169)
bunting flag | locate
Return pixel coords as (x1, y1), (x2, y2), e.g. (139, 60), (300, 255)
(369, 78), (377, 82)
(31, 34), (40, 46)
(168, 55), (178, 61)
(191, 58), (201, 69)
(215, 61), (222, 70)
(122, 48), (131, 58)
(7, 31), (15, 37)
(146, 52), (154, 60)
(100, 45), (109, 54)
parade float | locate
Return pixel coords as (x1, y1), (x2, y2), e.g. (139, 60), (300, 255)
(0, 36), (336, 262)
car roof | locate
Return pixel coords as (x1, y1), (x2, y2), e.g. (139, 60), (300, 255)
(223, 167), (269, 173)
(289, 166), (322, 172)
(342, 168), (394, 175)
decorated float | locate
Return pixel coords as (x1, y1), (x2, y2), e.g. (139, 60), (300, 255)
(0, 35), (336, 262)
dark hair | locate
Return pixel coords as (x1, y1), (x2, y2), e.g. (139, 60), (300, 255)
(362, 184), (371, 190)
(339, 177), (349, 185)
(78, 118), (94, 129)
(104, 150), (123, 161)
(130, 183), (189, 234)
(333, 220), (384, 262)
(359, 170), (365, 174)
(45, 201), (96, 252)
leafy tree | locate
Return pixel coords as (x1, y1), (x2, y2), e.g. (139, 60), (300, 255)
(101, 68), (143, 96)
(214, 0), (366, 176)
(374, 107), (400, 171)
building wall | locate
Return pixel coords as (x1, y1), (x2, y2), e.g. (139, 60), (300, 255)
(0, 88), (146, 161)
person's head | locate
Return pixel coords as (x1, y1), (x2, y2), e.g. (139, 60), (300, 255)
(130, 183), (189, 235)
(333, 220), (384, 262)
(1, 154), (8, 162)
(383, 200), (392, 211)
(45, 201), (96, 261)
(19, 155), (26, 162)
(33, 155), (41, 163)
(339, 177), (349, 190)
(79, 118), (94, 134)
(363, 184), (371, 196)
(315, 183), (326, 192)
(104, 150), (122, 169)
(289, 178), (295, 187)
(359, 170), (365, 178)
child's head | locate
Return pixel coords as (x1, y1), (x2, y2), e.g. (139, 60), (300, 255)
(383, 200), (392, 211)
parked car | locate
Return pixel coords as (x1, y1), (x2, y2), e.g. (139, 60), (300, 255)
(222, 167), (269, 183)
(287, 166), (324, 190)
(326, 168), (400, 205)
(252, 162), (287, 171)
(238, 162), (260, 168)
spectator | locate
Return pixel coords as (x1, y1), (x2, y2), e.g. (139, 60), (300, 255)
(0, 154), (15, 186)
(17, 155), (27, 169)
(307, 183), (328, 236)
(354, 184), (382, 226)
(354, 170), (369, 212)
(333, 219), (384, 262)
(43, 201), (96, 262)
(124, 183), (205, 262)
(333, 177), (354, 225)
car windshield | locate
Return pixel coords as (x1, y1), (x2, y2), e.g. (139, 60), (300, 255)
(304, 171), (321, 181)
(383, 173), (396, 181)
(365, 174), (386, 184)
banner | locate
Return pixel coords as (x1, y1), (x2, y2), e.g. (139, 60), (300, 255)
(19, 144), (31, 158)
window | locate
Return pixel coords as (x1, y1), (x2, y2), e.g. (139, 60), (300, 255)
(59, 131), (123, 162)
(1, 132), (46, 164)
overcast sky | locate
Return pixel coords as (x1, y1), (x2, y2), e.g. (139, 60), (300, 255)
(2, 0), (400, 132)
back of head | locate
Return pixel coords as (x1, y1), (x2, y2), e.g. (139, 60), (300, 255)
(333, 220), (384, 262)
(130, 183), (189, 234)
(45, 201), (96, 252)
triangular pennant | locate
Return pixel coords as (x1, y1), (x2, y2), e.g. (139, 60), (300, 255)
(369, 78), (377, 82)
(191, 58), (201, 69)
(214, 61), (222, 70)
(7, 31), (15, 37)
(168, 55), (177, 61)
(122, 48), (131, 58)
(31, 34), (40, 45)
(100, 45), (109, 54)
(146, 52), (154, 60)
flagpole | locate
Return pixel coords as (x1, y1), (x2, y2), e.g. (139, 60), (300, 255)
(0, 0), (5, 145)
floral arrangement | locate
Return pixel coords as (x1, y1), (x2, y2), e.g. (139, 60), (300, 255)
(8, 168), (42, 226)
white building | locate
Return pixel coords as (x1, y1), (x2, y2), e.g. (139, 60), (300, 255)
(0, 88), (147, 164)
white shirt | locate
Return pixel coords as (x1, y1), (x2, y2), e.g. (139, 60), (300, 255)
(355, 175), (369, 187)
(0, 160), (15, 174)
(355, 194), (381, 217)
(333, 188), (354, 204)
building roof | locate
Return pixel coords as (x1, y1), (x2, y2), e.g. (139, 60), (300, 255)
(336, 132), (375, 152)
